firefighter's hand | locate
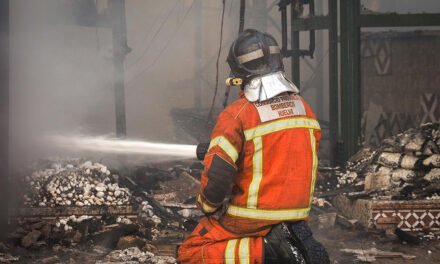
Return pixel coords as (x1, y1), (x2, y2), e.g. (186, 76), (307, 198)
(196, 194), (221, 216)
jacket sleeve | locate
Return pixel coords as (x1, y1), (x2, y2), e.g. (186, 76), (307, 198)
(196, 110), (244, 214)
(299, 95), (321, 151)
(314, 129), (321, 151)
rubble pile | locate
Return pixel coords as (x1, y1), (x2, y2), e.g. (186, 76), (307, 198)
(23, 160), (132, 207)
(9, 208), (161, 249)
(2, 159), (203, 263)
(98, 247), (175, 264)
(319, 123), (440, 200)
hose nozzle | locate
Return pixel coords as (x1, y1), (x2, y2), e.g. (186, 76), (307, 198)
(196, 143), (210, 161)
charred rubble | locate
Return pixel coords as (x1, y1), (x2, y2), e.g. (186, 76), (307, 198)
(317, 122), (440, 200)
(3, 124), (440, 262)
(22, 160), (132, 208)
(2, 159), (204, 263)
(309, 124), (440, 262)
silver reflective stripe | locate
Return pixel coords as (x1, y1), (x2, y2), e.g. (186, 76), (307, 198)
(247, 137), (263, 208)
(239, 238), (250, 264)
(227, 205), (310, 221)
(244, 118), (320, 141)
(237, 49), (264, 64)
(225, 239), (238, 264)
(208, 136), (239, 162)
(269, 46), (280, 54)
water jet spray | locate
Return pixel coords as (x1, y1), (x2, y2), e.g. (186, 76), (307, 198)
(50, 135), (202, 160)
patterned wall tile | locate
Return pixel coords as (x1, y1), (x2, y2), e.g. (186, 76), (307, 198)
(374, 39), (392, 76)
(372, 209), (440, 231)
(363, 93), (438, 146)
(421, 93), (439, 123)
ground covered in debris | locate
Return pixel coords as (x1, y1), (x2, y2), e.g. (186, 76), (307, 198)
(311, 122), (440, 263)
(2, 123), (440, 263)
(314, 224), (440, 263)
(2, 159), (205, 263)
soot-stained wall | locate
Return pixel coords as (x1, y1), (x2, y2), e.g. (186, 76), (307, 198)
(361, 31), (440, 146)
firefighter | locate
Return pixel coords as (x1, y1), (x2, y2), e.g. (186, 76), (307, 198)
(178, 29), (329, 264)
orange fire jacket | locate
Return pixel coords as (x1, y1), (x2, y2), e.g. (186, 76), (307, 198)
(196, 92), (321, 234)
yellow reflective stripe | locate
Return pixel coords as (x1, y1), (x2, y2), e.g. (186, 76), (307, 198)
(225, 239), (238, 264)
(247, 137), (263, 208)
(227, 205), (310, 221)
(244, 117), (320, 141)
(309, 129), (318, 207)
(208, 136), (239, 162)
(197, 195), (218, 213)
(238, 238), (250, 264)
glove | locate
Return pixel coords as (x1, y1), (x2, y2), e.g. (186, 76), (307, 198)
(196, 194), (221, 215)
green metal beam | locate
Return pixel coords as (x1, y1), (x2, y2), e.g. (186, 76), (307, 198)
(328, 0), (338, 165)
(287, 1), (440, 164)
(291, 3), (300, 87)
(291, 15), (331, 31)
(340, 0), (361, 161)
(360, 13), (440, 28)
(340, 0), (349, 161)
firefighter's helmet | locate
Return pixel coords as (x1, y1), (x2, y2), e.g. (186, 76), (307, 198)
(226, 29), (298, 102)
(227, 29), (283, 80)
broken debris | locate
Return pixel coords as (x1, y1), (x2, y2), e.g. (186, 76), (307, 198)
(22, 160), (131, 207)
(341, 247), (416, 262)
(0, 253), (19, 263)
(318, 123), (440, 200)
(6, 159), (203, 263)
(98, 247), (175, 264)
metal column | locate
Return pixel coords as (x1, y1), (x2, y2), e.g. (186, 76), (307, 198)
(110, 0), (129, 138)
(328, 0), (339, 165)
(340, 0), (361, 160)
(283, 0), (338, 164)
(291, 3), (300, 86)
(194, 0), (202, 108)
(0, 0), (9, 239)
(282, 0), (440, 163)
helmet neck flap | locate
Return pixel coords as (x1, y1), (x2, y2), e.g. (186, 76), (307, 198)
(243, 71), (299, 102)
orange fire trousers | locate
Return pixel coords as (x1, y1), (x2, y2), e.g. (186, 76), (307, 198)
(178, 217), (264, 264)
